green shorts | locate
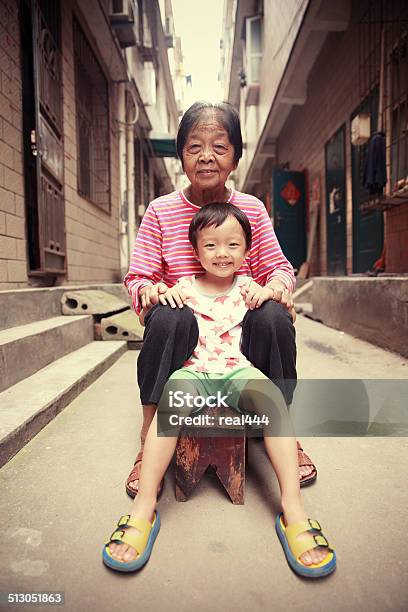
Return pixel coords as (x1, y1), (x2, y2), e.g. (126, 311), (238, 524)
(167, 366), (268, 414)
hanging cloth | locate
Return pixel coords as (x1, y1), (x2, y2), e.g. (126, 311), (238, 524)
(363, 132), (387, 195)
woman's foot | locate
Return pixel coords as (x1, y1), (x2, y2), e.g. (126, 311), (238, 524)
(125, 405), (158, 497)
(281, 496), (329, 566)
(109, 497), (156, 563)
(297, 442), (317, 486)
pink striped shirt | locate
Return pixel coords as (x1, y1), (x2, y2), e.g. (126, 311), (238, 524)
(124, 189), (295, 313)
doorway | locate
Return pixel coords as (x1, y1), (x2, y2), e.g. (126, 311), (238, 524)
(350, 91), (384, 272)
(20, 0), (66, 277)
(271, 168), (306, 271)
(325, 125), (347, 275)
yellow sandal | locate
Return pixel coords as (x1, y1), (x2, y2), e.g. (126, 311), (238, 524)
(275, 513), (336, 578)
(103, 512), (160, 572)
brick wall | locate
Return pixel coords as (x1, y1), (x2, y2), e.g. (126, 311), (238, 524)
(0, 0), (121, 290)
(60, 1), (121, 285)
(0, 0), (27, 288)
(385, 206), (408, 272)
(277, 1), (408, 275)
(277, 20), (361, 276)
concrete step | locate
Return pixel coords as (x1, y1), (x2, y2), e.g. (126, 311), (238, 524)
(0, 340), (127, 467)
(0, 316), (94, 392)
(0, 283), (130, 331)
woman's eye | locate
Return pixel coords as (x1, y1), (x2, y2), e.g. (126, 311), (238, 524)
(189, 144), (200, 151)
(214, 144), (227, 151)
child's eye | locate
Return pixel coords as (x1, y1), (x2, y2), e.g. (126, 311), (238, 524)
(229, 243), (239, 247)
(205, 243), (215, 247)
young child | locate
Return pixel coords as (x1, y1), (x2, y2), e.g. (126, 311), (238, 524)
(103, 203), (336, 578)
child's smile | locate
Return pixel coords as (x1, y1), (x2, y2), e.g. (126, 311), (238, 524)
(194, 216), (248, 286)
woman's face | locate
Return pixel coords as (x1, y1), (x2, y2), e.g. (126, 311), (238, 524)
(182, 118), (237, 192)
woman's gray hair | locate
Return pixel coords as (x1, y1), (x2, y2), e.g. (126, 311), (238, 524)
(176, 101), (243, 168)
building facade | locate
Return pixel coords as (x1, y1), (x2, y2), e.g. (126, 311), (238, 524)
(222, 0), (408, 276)
(0, 0), (183, 289)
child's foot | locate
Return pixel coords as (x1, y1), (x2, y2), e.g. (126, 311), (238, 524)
(281, 498), (329, 566)
(109, 499), (156, 563)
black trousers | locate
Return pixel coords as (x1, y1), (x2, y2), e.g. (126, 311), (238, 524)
(137, 300), (297, 406)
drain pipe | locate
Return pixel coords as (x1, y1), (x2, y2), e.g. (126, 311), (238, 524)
(117, 82), (129, 279)
(126, 87), (139, 257)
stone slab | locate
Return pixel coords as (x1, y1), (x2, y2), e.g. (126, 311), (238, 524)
(312, 277), (408, 357)
(0, 284), (130, 331)
(61, 290), (129, 316)
(101, 309), (144, 341)
(0, 340), (127, 467)
(0, 316), (94, 392)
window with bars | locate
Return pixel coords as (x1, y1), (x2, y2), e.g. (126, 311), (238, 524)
(358, 0), (408, 204)
(73, 17), (111, 211)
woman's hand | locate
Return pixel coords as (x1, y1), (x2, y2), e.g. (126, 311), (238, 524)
(241, 280), (275, 310)
(140, 282), (169, 309)
(241, 279), (296, 320)
(158, 284), (188, 308)
(265, 279), (294, 311)
(140, 282), (189, 310)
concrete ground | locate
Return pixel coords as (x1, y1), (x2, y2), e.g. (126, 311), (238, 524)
(0, 315), (407, 612)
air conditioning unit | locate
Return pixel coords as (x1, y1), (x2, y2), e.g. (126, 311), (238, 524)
(109, 0), (134, 23)
(109, 0), (139, 48)
(351, 113), (371, 146)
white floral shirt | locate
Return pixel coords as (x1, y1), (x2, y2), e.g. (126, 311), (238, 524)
(178, 275), (253, 373)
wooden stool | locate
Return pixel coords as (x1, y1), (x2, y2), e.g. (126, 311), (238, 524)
(175, 405), (246, 505)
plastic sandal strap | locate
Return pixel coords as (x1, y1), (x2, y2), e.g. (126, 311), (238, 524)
(289, 532), (329, 561)
(107, 516), (153, 555)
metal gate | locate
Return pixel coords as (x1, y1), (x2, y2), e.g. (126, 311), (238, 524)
(21, 0), (65, 275)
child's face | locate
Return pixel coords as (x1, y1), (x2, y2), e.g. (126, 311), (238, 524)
(194, 216), (249, 278)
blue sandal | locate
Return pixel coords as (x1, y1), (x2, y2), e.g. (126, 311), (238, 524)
(275, 512), (336, 578)
(103, 511), (160, 572)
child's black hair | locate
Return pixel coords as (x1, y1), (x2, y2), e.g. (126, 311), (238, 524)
(188, 203), (252, 251)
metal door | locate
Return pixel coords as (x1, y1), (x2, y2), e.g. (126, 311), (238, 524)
(271, 169), (306, 271)
(351, 91), (384, 272)
(21, 0), (65, 275)
(325, 125), (347, 275)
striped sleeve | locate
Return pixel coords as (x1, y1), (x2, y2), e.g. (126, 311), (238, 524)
(124, 202), (164, 313)
(249, 202), (296, 292)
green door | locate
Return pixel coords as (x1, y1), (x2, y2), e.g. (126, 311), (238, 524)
(272, 169), (306, 271)
(325, 125), (347, 275)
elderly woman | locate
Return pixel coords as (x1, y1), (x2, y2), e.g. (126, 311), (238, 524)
(123, 101), (316, 498)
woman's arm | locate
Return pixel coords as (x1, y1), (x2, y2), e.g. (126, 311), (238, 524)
(124, 203), (164, 314)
